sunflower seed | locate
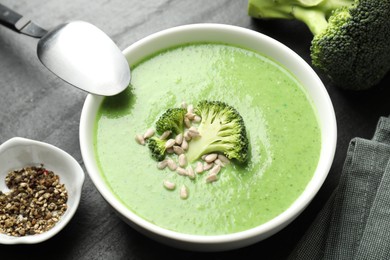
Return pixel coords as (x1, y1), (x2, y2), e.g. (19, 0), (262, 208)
(184, 131), (192, 141)
(160, 130), (172, 140)
(195, 162), (204, 174)
(193, 115), (202, 123)
(165, 139), (176, 148)
(157, 160), (168, 170)
(181, 139), (189, 150)
(166, 147), (174, 154)
(210, 164), (221, 175)
(175, 133), (183, 145)
(176, 167), (187, 176)
(143, 128), (155, 139)
(167, 159), (177, 171)
(205, 153), (218, 163)
(186, 165), (195, 179)
(184, 117), (191, 128)
(181, 101), (187, 109)
(180, 185), (188, 199)
(214, 159), (225, 167)
(178, 154), (187, 167)
(173, 145), (185, 155)
(135, 134), (145, 145)
(187, 104), (194, 114)
(186, 112), (196, 120)
(203, 162), (213, 171)
(188, 128), (200, 138)
(218, 154), (230, 164)
(206, 174), (218, 183)
(163, 180), (176, 190)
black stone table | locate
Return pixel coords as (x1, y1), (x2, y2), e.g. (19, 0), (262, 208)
(1, 0), (389, 259)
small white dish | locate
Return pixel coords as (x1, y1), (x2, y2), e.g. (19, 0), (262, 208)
(0, 137), (85, 244)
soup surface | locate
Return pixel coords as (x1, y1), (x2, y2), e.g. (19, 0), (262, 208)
(94, 43), (321, 235)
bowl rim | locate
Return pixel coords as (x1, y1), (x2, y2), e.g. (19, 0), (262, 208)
(0, 137), (85, 244)
(80, 23), (337, 248)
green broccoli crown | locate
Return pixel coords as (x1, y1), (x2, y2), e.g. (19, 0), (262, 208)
(155, 108), (186, 135)
(248, 0), (390, 90)
(186, 100), (249, 163)
(311, 1), (390, 90)
(147, 137), (167, 161)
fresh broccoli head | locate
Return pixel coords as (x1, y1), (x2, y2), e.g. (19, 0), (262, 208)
(185, 101), (249, 163)
(155, 108), (186, 135)
(248, 0), (390, 90)
(147, 136), (167, 161)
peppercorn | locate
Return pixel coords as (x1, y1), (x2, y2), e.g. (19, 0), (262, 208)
(0, 164), (68, 236)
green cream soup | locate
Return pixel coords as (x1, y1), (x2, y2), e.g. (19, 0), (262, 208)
(94, 43), (321, 235)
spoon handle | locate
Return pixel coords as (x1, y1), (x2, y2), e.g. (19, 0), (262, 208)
(0, 3), (47, 38)
(0, 3), (22, 29)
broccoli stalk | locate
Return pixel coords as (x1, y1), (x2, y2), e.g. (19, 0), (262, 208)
(248, 0), (351, 34)
(248, 0), (390, 90)
(185, 101), (249, 164)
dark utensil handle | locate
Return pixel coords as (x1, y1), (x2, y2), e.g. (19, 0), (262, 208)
(0, 3), (24, 32)
(0, 3), (47, 38)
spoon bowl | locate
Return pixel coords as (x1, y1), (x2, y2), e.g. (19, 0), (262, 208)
(37, 21), (130, 96)
(0, 4), (130, 96)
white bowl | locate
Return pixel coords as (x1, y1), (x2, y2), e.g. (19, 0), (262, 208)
(80, 23), (337, 251)
(0, 137), (85, 244)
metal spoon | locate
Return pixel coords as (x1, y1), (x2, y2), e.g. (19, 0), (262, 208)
(0, 4), (130, 96)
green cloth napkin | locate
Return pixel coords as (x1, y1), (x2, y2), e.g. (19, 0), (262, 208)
(289, 116), (390, 260)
